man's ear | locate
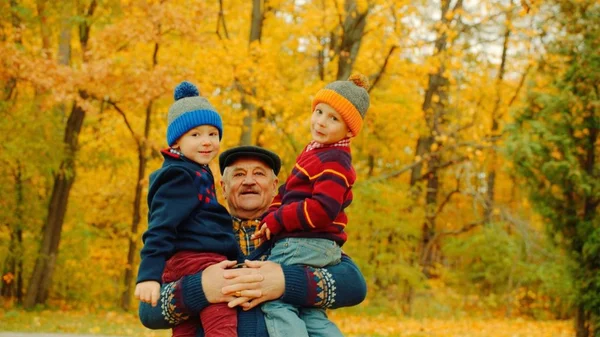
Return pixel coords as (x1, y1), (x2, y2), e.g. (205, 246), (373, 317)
(346, 130), (354, 138)
(271, 177), (279, 198)
(220, 180), (227, 198)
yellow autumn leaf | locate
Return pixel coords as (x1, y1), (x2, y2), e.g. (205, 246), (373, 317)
(551, 150), (562, 160)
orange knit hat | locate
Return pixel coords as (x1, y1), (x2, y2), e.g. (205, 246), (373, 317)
(312, 74), (370, 136)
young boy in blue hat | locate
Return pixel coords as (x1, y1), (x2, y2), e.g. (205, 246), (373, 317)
(135, 81), (238, 337)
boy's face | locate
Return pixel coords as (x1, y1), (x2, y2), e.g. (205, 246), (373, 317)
(172, 125), (220, 165)
(310, 103), (353, 144)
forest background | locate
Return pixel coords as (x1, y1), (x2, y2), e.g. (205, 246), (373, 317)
(0, 0), (598, 336)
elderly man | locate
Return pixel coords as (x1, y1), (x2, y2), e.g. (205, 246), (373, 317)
(139, 146), (366, 336)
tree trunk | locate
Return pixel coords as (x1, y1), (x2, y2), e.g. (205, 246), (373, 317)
(3, 0), (22, 100)
(409, 136), (433, 196)
(420, 157), (440, 277)
(410, 0), (455, 278)
(575, 303), (590, 337)
(121, 99), (154, 310)
(249, 0), (263, 43)
(238, 0), (264, 146)
(336, 0), (368, 80)
(1, 230), (17, 299)
(413, 68), (448, 277)
(121, 37), (159, 309)
(24, 97), (87, 308)
(239, 97), (256, 146)
(578, 113), (597, 337)
(36, 0), (52, 58)
(120, 140), (146, 311)
(485, 25), (510, 223)
(23, 0), (96, 308)
(16, 228), (23, 303)
(1, 163), (24, 303)
(317, 34), (326, 81)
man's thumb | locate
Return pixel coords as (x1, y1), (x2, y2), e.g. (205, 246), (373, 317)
(218, 260), (238, 269)
(243, 259), (265, 268)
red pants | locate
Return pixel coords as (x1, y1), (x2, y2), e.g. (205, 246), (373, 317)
(163, 251), (237, 337)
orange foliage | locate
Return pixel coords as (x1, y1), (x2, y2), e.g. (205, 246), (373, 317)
(330, 312), (573, 337)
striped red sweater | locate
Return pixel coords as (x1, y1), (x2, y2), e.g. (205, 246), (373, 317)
(263, 142), (355, 245)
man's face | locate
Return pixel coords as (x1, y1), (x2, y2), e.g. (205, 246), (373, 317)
(221, 158), (278, 219)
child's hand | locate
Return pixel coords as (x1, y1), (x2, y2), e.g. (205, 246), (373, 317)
(135, 281), (160, 307)
(252, 223), (271, 240)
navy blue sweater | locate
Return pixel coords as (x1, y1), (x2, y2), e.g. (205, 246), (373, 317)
(139, 253), (367, 336)
(136, 150), (237, 284)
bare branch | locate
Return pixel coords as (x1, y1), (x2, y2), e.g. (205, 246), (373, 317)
(508, 65), (531, 107)
(447, 121), (475, 138)
(415, 156), (469, 182)
(438, 220), (485, 238)
(369, 45), (397, 93)
(360, 139), (494, 185)
(435, 177), (461, 217)
(333, 0), (344, 29)
(361, 159), (424, 184)
(216, 0), (229, 39)
(105, 99), (140, 148)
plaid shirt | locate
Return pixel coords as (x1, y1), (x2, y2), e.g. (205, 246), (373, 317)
(232, 217), (265, 258)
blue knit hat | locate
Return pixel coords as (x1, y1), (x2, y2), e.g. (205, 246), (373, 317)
(166, 81), (223, 146)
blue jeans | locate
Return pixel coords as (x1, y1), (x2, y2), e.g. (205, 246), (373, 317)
(262, 237), (343, 337)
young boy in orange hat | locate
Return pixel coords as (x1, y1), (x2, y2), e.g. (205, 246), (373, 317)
(253, 74), (370, 337)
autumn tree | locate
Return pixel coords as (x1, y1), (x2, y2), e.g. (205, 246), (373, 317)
(101, 0), (231, 311)
(237, 0), (266, 146)
(0, 0), (25, 304)
(102, 2), (167, 312)
(0, 0), (71, 306)
(24, 0), (97, 309)
(408, 0), (479, 278)
(507, 1), (599, 335)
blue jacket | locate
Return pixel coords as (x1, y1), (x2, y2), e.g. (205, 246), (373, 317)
(136, 150), (238, 284)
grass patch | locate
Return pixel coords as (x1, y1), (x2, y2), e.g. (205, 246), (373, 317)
(0, 309), (168, 337)
(1, 307), (574, 337)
